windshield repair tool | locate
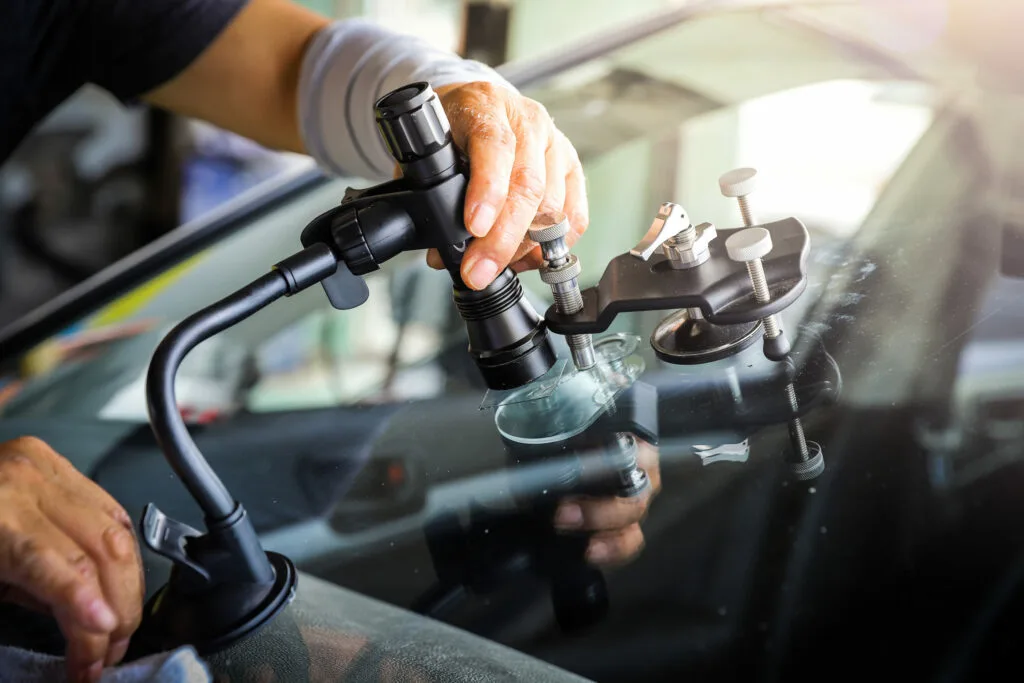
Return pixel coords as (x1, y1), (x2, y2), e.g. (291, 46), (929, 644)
(132, 81), (562, 657)
(498, 168), (828, 486)
(542, 167), (806, 365)
(300, 82), (555, 390)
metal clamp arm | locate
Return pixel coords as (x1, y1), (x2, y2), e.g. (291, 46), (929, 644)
(545, 217), (810, 335)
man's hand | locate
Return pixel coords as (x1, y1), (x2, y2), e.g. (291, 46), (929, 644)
(429, 82), (589, 290)
(0, 437), (143, 683)
(553, 439), (661, 566)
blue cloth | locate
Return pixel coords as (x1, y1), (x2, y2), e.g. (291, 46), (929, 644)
(0, 645), (211, 682)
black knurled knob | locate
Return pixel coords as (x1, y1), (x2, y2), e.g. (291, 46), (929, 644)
(375, 82), (451, 163)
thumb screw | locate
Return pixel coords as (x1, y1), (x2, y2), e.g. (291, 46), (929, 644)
(783, 382), (824, 480)
(530, 213), (596, 370)
(719, 168), (759, 227)
(725, 228), (789, 356)
(720, 168), (791, 360)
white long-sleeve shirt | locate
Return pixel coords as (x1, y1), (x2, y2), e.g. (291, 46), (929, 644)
(298, 19), (514, 181)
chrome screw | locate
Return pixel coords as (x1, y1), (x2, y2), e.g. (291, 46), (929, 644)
(530, 213), (596, 370)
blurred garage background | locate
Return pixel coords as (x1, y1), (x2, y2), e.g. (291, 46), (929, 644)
(0, 0), (935, 327)
(1, 0), (1008, 414)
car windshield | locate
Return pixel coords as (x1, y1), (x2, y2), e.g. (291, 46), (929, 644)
(2, 2), (1022, 680)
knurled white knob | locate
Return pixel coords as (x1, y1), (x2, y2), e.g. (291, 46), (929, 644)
(718, 168), (758, 198)
(725, 227), (773, 263)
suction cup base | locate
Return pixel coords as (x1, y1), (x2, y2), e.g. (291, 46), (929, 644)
(130, 552), (297, 659)
(789, 441), (825, 481)
(651, 309), (761, 365)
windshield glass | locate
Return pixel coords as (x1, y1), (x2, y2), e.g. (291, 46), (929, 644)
(3, 3), (1021, 681)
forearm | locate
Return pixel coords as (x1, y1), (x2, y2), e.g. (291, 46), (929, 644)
(143, 0), (327, 154)
(143, 0), (512, 180)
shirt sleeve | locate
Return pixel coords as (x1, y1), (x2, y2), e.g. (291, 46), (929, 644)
(83, 0), (251, 101)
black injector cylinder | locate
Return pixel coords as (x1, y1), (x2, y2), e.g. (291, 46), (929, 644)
(302, 81), (556, 390)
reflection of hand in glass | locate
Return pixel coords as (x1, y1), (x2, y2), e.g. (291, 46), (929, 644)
(551, 438), (661, 566)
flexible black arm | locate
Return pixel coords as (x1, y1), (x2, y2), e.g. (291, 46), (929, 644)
(146, 271), (289, 519)
(130, 245), (334, 657)
(145, 244), (338, 521)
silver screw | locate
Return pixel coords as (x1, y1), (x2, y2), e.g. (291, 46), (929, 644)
(529, 213), (596, 370)
(719, 167), (759, 227)
(725, 228), (783, 340)
(783, 381), (824, 480)
(784, 383), (808, 456)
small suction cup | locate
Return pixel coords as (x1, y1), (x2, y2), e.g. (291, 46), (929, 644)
(650, 309), (761, 365)
(494, 334), (644, 445)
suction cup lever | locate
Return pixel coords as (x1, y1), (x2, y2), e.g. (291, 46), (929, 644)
(140, 505), (210, 583)
(630, 203), (690, 260)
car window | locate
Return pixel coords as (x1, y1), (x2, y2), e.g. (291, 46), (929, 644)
(7, 4), (1022, 681)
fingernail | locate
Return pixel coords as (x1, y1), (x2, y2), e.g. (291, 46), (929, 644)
(468, 204), (497, 237)
(466, 258), (499, 289)
(86, 660), (103, 683)
(554, 503), (583, 529)
(588, 541), (609, 563)
(85, 597), (118, 632)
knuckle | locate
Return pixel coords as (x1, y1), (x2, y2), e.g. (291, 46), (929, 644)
(101, 524), (137, 562)
(616, 500), (647, 525)
(7, 436), (49, 454)
(614, 526), (645, 554)
(488, 126), (517, 151)
(569, 210), (590, 234)
(471, 80), (503, 98)
(69, 554), (97, 582)
(0, 520), (20, 544)
(562, 136), (582, 165)
(491, 228), (524, 256)
(0, 452), (41, 486)
(110, 505), (133, 531)
(521, 97), (550, 123)
(10, 537), (55, 584)
(467, 117), (516, 149)
(510, 167), (545, 206)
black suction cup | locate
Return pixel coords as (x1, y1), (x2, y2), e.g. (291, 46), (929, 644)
(132, 550), (297, 657)
(650, 309), (761, 365)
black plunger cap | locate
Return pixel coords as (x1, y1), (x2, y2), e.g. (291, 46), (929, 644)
(375, 82), (451, 163)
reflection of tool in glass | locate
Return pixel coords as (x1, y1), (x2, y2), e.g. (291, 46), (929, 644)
(481, 335), (650, 632)
(783, 379), (825, 480)
(416, 432), (646, 634)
